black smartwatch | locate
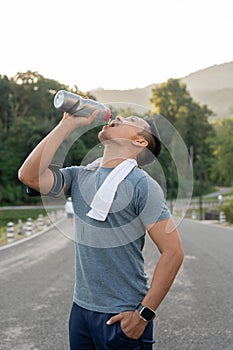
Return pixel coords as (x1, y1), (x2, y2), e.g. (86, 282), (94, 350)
(136, 303), (156, 322)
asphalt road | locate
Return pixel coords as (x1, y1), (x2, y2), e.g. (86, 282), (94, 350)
(0, 221), (75, 350)
(149, 219), (233, 350)
(0, 219), (233, 350)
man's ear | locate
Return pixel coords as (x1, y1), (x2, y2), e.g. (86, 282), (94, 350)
(131, 136), (148, 148)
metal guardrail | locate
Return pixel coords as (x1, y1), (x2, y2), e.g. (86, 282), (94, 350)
(4, 209), (65, 245)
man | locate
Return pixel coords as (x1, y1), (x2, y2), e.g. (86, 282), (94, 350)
(65, 197), (74, 224)
(18, 110), (184, 350)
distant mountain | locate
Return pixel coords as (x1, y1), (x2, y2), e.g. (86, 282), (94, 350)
(91, 61), (233, 119)
(182, 61), (233, 90)
(182, 61), (233, 119)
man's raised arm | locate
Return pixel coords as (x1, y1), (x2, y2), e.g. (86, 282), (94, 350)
(18, 111), (97, 195)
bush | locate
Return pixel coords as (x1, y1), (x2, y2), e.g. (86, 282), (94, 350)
(0, 208), (47, 228)
(221, 199), (233, 223)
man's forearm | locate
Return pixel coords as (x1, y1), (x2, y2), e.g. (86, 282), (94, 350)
(141, 248), (184, 311)
(107, 248), (183, 340)
(19, 122), (71, 185)
(20, 122), (71, 176)
(18, 111), (97, 192)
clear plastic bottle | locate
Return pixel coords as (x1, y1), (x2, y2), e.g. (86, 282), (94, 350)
(54, 90), (111, 122)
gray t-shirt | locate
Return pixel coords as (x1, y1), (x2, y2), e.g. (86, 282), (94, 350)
(62, 164), (170, 313)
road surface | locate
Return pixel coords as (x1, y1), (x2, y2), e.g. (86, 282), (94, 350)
(0, 219), (232, 349)
(0, 221), (74, 350)
(149, 219), (233, 350)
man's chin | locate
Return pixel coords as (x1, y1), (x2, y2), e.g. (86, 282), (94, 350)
(98, 131), (107, 143)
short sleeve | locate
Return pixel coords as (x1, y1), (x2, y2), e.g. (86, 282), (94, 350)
(135, 174), (170, 226)
(61, 166), (80, 196)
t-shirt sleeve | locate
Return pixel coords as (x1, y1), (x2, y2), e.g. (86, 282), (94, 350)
(61, 166), (79, 196)
(136, 174), (170, 226)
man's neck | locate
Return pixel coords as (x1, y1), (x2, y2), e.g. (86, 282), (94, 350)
(100, 158), (126, 168)
(101, 144), (136, 168)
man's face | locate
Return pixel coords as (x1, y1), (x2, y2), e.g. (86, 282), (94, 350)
(98, 116), (150, 143)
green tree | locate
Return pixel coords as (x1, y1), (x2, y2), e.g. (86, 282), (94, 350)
(12, 70), (67, 122)
(0, 75), (14, 134)
(150, 78), (215, 195)
(0, 71), (66, 204)
(0, 70), (109, 204)
(210, 117), (233, 185)
(150, 79), (193, 125)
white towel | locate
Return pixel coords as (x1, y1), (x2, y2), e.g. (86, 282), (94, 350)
(86, 158), (137, 221)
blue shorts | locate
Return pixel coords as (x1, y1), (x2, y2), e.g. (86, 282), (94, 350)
(69, 303), (155, 350)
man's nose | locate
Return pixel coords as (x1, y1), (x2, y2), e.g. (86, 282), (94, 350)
(115, 116), (123, 122)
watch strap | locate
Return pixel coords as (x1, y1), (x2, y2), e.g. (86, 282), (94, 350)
(136, 303), (144, 312)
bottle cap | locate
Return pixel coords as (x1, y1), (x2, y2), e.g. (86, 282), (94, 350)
(104, 108), (111, 122)
(54, 90), (65, 109)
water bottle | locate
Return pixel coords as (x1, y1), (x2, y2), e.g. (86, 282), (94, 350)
(54, 90), (111, 123)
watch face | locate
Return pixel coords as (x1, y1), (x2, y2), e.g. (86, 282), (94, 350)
(141, 307), (155, 321)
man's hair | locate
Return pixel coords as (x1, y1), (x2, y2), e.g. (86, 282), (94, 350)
(137, 116), (161, 166)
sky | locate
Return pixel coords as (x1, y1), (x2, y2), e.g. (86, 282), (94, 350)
(1, 0), (233, 91)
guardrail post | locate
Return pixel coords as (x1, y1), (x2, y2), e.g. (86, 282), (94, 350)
(46, 215), (51, 226)
(219, 211), (226, 224)
(26, 218), (33, 236)
(37, 214), (45, 230)
(17, 219), (24, 235)
(191, 210), (197, 220)
(7, 222), (15, 243)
